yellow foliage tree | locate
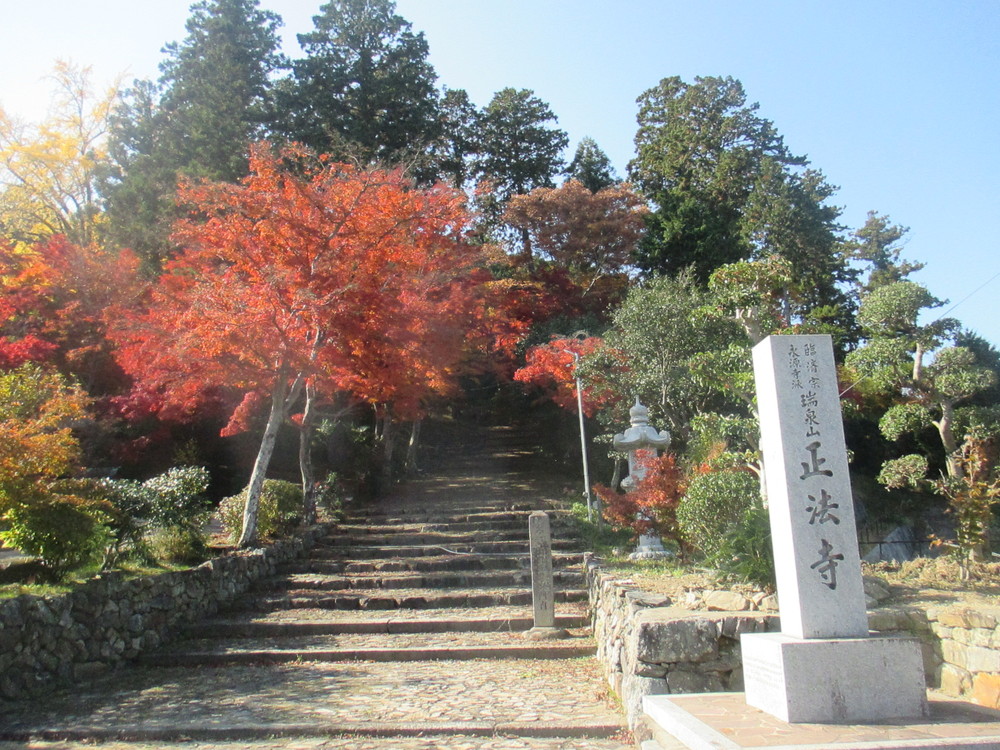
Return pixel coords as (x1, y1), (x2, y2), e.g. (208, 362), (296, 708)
(0, 61), (119, 247)
(0, 363), (90, 508)
(0, 363), (104, 575)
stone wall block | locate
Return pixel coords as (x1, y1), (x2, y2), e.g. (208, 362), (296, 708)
(970, 629), (995, 649)
(973, 673), (1000, 709)
(942, 638), (969, 666)
(666, 667), (725, 694)
(937, 609), (976, 628)
(941, 662), (973, 696)
(719, 614), (777, 639)
(966, 644), (1000, 674)
(702, 590), (751, 611)
(0, 522), (332, 699)
(621, 674), (668, 728)
(931, 622), (954, 640)
(634, 613), (719, 664)
(634, 662), (668, 678)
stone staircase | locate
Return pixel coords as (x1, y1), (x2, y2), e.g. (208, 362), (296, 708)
(0, 422), (629, 748)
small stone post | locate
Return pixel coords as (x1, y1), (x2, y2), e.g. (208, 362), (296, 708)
(525, 511), (567, 639)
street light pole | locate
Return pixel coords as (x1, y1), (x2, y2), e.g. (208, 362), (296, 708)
(565, 348), (594, 522)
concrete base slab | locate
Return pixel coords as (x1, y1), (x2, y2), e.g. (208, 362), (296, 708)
(742, 631), (928, 723)
(643, 691), (1000, 750)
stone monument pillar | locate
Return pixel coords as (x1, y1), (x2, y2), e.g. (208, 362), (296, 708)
(524, 511), (567, 640)
(613, 399), (672, 560)
(741, 334), (927, 723)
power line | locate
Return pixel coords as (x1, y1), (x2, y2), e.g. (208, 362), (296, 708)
(932, 268), (1000, 325)
(839, 269), (1000, 398)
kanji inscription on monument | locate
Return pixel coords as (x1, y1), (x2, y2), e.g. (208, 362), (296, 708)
(752, 334), (867, 639)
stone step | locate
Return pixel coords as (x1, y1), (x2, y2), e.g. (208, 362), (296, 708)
(343, 502), (572, 526)
(285, 551), (585, 574)
(187, 612), (590, 638)
(259, 569), (585, 591)
(189, 601), (588, 629)
(311, 538), (581, 558)
(341, 509), (573, 526)
(235, 587), (589, 611)
(336, 518), (575, 534)
(321, 529), (537, 546)
(142, 631), (597, 666)
(0, 658), (625, 743)
(0, 738), (628, 749)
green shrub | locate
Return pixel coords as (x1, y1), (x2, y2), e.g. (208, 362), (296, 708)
(0, 495), (106, 577)
(704, 503), (775, 589)
(569, 500), (633, 554)
(97, 478), (157, 566)
(219, 480), (303, 543)
(143, 466), (211, 532)
(315, 472), (348, 520)
(147, 526), (208, 564)
(677, 469), (760, 555)
(138, 466), (212, 564)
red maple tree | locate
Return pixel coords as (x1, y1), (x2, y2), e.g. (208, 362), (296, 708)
(111, 143), (488, 545)
(0, 236), (141, 391)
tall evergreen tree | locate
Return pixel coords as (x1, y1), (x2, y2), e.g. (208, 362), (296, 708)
(741, 160), (855, 336)
(566, 137), (618, 192)
(475, 87), (568, 241)
(276, 0), (440, 166)
(429, 87), (481, 190)
(843, 211), (923, 293)
(629, 76), (801, 279)
(102, 0), (284, 271)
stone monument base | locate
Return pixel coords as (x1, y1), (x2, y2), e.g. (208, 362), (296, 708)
(741, 631), (929, 723)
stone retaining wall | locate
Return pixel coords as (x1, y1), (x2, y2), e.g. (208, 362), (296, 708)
(586, 559), (1000, 727)
(586, 559), (779, 728)
(918, 607), (1000, 709)
(0, 524), (330, 700)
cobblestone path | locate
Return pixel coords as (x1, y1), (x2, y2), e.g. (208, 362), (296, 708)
(0, 423), (630, 749)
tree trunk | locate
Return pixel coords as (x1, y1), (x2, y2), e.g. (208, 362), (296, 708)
(405, 419), (422, 474)
(238, 373), (304, 548)
(238, 379), (289, 548)
(936, 399), (963, 480)
(519, 227), (532, 265)
(912, 342), (925, 383)
(381, 409), (396, 481)
(299, 381), (317, 525)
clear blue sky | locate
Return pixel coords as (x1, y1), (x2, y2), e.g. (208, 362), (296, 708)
(2, 1), (999, 345)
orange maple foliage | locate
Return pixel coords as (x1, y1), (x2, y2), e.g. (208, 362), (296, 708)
(0, 236), (141, 391)
(503, 179), (648, 290)
(594, 452), (693, 551)
(513, 335), (618, 417)
(112, 142), (487, 430)
(111, 143), (490, 544)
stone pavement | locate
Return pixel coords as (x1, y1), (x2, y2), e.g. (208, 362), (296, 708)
(642, 691), (1000, 749)
(0, 423), (630, 749)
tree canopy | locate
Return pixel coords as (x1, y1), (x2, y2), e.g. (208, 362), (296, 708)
(276, 0), (441, 167)
(629, 76), (803, 278)
(110, 142), (487, 544)
(102, 0), (285, 270)
(0, 62), (117, 247)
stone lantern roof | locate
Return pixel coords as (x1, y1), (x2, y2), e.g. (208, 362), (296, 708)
(613, 398), (671, 452)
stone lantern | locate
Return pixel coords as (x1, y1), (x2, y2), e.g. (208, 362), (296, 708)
(613, 398), (672, 559)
